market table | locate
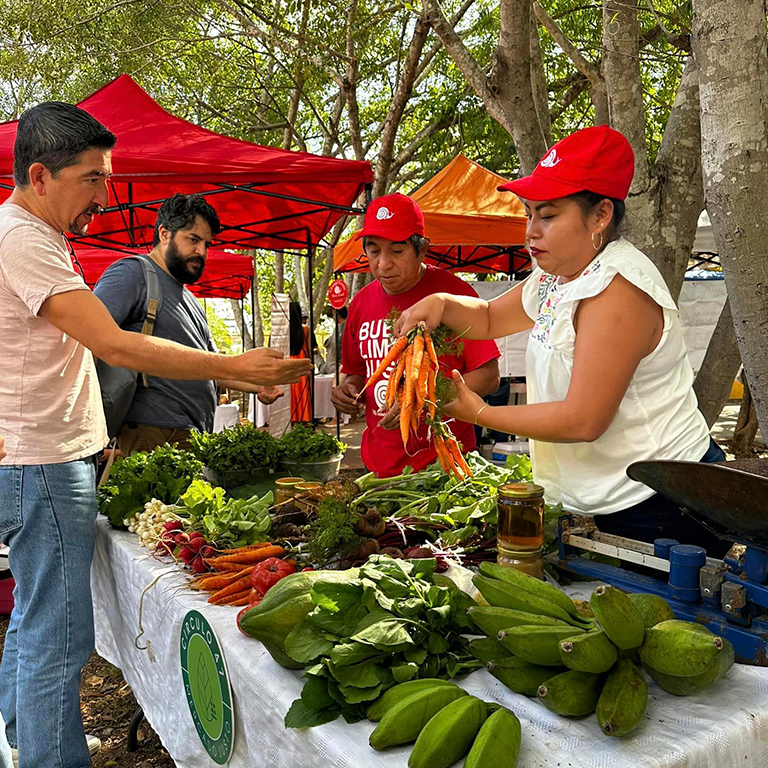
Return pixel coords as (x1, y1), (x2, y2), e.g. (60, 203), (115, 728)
(91, 517), (768, 768)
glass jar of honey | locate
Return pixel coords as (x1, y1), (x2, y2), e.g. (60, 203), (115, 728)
(496, 482), (545, 579)
(275, 477), (304, 506)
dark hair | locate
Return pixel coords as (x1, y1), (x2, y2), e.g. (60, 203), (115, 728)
(153, 193), (221, 246)
(13, 102), (116, 188)
(570, 191), (625, 241)
(338, 306), (348, 320)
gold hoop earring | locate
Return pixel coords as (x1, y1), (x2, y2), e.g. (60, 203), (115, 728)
(591, 229), (604, 251)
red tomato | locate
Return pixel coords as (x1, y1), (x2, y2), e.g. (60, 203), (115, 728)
(250, 557), (296, 597)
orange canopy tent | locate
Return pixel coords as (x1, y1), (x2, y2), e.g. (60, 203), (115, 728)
(333, 154), (530, 274)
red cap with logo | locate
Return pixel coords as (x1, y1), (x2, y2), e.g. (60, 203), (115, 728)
(498, 125), (634, 201)
(355, 193), (426, 241)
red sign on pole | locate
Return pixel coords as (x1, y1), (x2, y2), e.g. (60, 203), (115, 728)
(328, 279), (349, 310)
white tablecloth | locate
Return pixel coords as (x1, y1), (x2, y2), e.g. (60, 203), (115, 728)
(213, 404), (240, 432)
(91, 518), (768, 768)
(248, 375), (346, 427)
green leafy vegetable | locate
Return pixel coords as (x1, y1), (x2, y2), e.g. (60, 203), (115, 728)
(97, 445), (203, 528)
(283, 555), (481, 729)
(174, 479), (272, 548)
(190, 423), (281, 473)
(279, 423), (346, 462)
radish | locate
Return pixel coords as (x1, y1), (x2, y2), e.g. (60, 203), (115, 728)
(175, 532), (190, 546)
(188, 537), (205, 554)
(191, 556), (208, 574)
(178, 546), (195, 564)
(163, 520), (183, 533)
(189, 531), (205, 540)
(200, 545), (215, 559)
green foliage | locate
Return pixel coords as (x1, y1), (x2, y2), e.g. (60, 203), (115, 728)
(306, 497), (361, 566)
(283, 555), (481, 727)
(97, 445), (203, 527)
(175, 479), (272, 548)
(190, 423), (282, 473)
(203, 300), (233, 353)
(279, 423), (346, 462)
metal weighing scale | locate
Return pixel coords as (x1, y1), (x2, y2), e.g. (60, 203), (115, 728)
(553, 459), (768, 665)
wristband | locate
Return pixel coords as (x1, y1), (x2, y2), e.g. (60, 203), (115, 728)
(474, 403), (489, 425)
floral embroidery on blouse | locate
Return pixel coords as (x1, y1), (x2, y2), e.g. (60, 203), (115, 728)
(530, 273), (563, 348)
(530, 259), (602, 348)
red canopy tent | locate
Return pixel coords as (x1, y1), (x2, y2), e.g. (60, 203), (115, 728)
(333, 155), (529, 275)
(75, 248), (255, 300)
(0, 75), (373, 253)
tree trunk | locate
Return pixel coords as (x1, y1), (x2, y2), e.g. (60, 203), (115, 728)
(229, 298), (253, 350)
(693, 298), (741, 426)
(293, 251), (308, 310)
(372, 11), (431, 197)
(251, 254), (264, 347)
(529, 12), (552, 148)
(423, 0), (548, 174)
(732, 376), (758, 458)
(274, 252), (285, 293)
(692, 0), (768, 438)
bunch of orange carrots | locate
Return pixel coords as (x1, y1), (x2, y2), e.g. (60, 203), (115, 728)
(189, 542), (285, 606)
(358, 322), (472, 480)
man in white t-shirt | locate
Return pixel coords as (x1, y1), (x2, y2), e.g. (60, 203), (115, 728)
(0, 102), (311, 768)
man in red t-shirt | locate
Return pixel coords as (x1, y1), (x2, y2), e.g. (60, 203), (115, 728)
(332, 193), (500, 477)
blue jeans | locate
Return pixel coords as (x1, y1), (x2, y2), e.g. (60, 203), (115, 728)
(0, 458), (98, 768)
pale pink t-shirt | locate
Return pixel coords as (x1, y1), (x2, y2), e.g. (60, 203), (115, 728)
(0, 203), (108, 464)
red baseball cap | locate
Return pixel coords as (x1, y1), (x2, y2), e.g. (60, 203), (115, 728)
(355, 193), (426, 241)
(498, 125), (635, 201)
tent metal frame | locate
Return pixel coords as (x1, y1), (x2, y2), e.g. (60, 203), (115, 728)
(339, 242), (532, 277)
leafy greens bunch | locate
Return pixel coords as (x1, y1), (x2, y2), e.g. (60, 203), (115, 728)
(282, 555), (480, 728)
(190, 423), (281, 473)
(173, 479), (272, 549)
(279, 423), (346, 462)
(355, 451), (533, 529)
(98, 445), (203, 528)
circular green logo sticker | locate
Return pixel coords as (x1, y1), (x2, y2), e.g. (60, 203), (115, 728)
(180, 610), (234, 764)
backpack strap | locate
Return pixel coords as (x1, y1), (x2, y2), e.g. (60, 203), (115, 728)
(133, 255), (163, 387)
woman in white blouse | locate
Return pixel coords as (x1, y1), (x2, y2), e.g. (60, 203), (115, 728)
(395, 125), (727, 556)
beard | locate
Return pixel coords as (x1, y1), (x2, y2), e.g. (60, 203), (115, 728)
(166, 237), (205, 285)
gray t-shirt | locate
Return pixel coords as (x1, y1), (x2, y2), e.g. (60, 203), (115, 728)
(94, 256), (217, 432)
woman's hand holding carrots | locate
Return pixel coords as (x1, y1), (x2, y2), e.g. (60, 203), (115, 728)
(443, 369), (486, 425)
(393, 294), (446, 338)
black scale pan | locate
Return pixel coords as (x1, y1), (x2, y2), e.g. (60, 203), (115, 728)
(626, 459), (768, 551)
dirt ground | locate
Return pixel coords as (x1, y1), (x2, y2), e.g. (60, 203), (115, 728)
(0, 614), (176, 767)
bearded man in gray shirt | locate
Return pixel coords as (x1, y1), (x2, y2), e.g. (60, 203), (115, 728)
(95, 193), (282, 454)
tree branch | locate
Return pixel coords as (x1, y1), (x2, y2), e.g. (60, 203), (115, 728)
(373, 11), (431, 195)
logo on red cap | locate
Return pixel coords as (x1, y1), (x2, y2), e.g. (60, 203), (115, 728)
(540, 149), (561, 168)
(376, 207), (395, 220)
